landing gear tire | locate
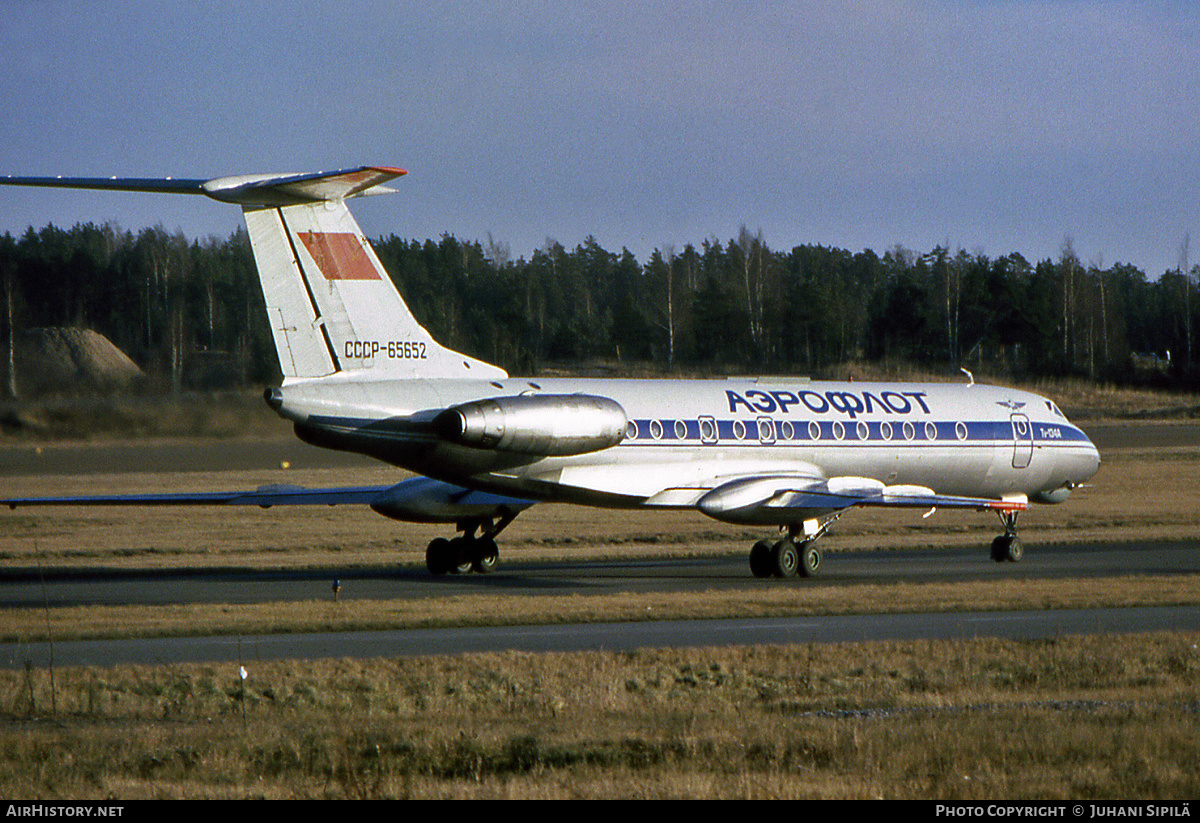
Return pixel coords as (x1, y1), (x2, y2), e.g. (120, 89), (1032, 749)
(471, 537), (499, 574)
(749, 539), (775, 578)
(426, 510), (517, 576)
(771, 539), (799, 578)
(797, 541), (821, 577)
(448, 536), (475, 574)
(749, 520), (831, 580)
(990, 534), (1023, 563)
(426, 537), (452, 575)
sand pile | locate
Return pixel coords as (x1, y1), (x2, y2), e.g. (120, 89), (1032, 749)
(13, 327), (144, 395)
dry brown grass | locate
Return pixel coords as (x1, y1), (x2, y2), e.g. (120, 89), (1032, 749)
(3, 633), (1198, 799)
(1, 391), (290, 441)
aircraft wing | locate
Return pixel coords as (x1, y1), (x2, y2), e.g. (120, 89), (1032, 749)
(692, 474), (1027, 525)
(2, 484), (390, 508)
(3, 477), (537, 523)
(546, 459), (1026, 525)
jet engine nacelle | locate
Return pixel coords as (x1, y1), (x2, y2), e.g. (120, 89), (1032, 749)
(368, 477), (534, 523)
(433, 394), (627, 456)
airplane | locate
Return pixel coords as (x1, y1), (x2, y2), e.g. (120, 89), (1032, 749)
(0, 166), (1101, 578)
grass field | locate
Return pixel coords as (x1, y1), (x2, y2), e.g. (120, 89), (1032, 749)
(4, 633), (1198, 798)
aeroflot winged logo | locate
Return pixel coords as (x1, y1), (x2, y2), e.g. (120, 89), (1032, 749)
(996, 399), (1027, 411)
(297, 232), (381, 281)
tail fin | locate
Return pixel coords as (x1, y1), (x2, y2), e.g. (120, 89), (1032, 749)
(235, 170), (506, 381)
(243, 198), (506, 381)
(0, 166), (508, 382)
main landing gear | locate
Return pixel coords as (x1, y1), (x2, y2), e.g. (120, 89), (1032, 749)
(990, 510), (1024, 563)
(748, 509), (1027, 578)
(425, 511), (517, 575)
(749, 515), (838, 579)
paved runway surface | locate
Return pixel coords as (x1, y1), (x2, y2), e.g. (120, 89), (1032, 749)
(2, 539), (1199, 608)
(5, 605), (1197, 669)
(3, 539), (1199, 668)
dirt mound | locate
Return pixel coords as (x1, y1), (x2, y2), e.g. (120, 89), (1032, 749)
(13, 327), (145, 395)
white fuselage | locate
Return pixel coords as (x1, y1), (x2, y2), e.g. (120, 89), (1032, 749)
(273, 375), (1101, 512)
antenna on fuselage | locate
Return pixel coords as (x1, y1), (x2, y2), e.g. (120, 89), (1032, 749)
(960, 368), (974, 385)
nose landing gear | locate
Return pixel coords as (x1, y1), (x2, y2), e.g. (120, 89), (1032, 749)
(990, 511), (1023, 563)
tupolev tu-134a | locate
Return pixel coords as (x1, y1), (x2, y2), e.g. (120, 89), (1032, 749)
(0, 167), (1100, 578)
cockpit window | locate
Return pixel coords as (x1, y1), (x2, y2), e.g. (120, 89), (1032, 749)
(1045, 401), (1065, 419)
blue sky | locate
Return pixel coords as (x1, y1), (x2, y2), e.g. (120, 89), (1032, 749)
(2, 0), (1197, 276)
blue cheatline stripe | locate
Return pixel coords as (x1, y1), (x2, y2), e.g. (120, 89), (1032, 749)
(622, 419), (1092, 446)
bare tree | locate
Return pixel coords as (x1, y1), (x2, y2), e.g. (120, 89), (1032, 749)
(738, 226), (764, 349)
(662, 244), (676, 368)
(1180, 233), (1191, 368)
(1060, 236), (1079, 369)
(1092, 253), (1108, 373)
(485, 232), (510, 270)
(4, 266), (15, 399)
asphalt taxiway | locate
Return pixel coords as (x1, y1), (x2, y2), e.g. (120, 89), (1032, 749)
(4, 604), (1196, 669)
(2, 538), (1198, 668)
(2, 539), (1199, 608)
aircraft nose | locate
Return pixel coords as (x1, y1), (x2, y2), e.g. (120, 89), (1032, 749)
(1074, 431), (1101, 484)
(1036, 427), (1100, 504)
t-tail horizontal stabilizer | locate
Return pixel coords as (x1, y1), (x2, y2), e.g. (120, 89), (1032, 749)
(1, 166), (409, 206)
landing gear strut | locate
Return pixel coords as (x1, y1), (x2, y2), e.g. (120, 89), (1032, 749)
(426, 510), (516, 575)
(749, 515), (837, 579)
(990, 510), (1023, 563)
